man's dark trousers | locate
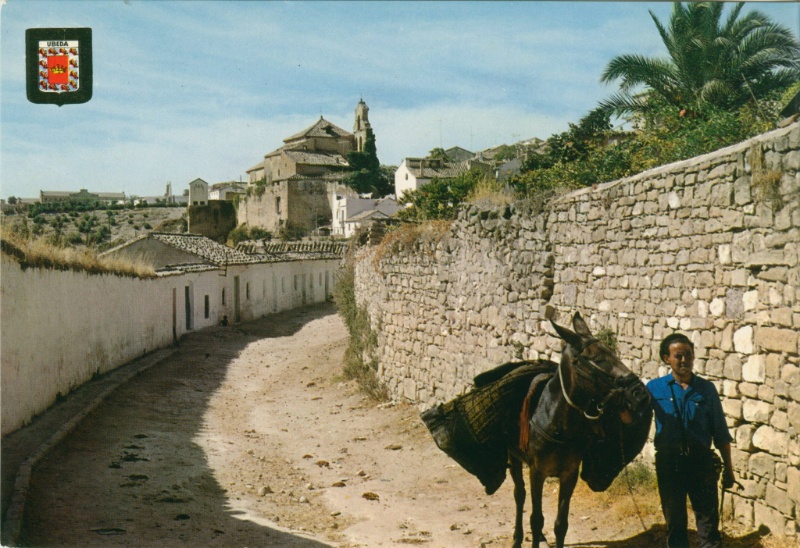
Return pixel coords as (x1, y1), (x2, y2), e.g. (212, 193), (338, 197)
(656, 450), (722, 548)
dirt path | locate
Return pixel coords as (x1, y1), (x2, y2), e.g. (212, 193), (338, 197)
(21, 303), (765, 547)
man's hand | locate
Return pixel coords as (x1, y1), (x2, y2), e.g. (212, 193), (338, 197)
(722, 467), (735, 490)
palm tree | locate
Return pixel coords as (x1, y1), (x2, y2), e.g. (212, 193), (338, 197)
(600, 2), (800, 117)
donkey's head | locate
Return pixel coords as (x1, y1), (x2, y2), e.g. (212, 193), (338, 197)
(551, 312), (653, 491)
(550, 312), (650, 421)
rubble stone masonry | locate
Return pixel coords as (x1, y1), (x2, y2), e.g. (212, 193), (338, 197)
(353, 122), (800, 536)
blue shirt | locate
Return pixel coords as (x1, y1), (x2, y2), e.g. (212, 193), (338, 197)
(647, 373), (732, 451)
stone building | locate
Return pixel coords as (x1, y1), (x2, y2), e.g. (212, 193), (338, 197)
(39, 189), (125, 204)
(238, 100), (371, 234)
(188, 178), (209, 206)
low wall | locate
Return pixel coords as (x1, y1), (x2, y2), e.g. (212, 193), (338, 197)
(353, 122), (800, 535)
(0, 258), (177, 435)
(1, 254), (341, 436)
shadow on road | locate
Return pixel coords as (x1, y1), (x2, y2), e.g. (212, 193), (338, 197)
(18, 303), (337, 547)
(570, 523), (773, 547)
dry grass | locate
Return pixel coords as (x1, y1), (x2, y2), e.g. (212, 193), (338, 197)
(571, 461), (796, 548)
(750, 143), (784, 210)
(372, 220), (452, 269)
(466, 177), (516, 208)
(1, 232), (156, 278)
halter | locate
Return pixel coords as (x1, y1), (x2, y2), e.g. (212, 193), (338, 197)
(557, 338), (642, 421)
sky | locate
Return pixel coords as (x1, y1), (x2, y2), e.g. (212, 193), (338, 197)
(1, 1), (798, 200)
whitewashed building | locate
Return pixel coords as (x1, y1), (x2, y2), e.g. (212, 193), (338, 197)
(394, 158), (492, 201)
(332, 195), (401, 238)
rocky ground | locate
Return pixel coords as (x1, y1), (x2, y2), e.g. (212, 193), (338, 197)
(17, 303), (785, 547)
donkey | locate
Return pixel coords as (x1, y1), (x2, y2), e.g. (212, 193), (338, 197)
(508, 312), (651, 548)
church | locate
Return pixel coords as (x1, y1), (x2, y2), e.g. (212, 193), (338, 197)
(238, 100), (372, 235)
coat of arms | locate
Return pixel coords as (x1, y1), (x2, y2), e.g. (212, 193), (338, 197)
(38, 41), (80, 93)
(26, 28), (92, 105)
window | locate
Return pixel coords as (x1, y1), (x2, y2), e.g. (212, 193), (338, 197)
(276, 196), (282, 216)
(222, 288), (226, 305)
(294, 275), (298, 291)
(204, 295), (210, 319)
(246, 282), (250, 300)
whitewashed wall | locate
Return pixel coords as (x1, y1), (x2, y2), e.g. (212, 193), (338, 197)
(1, 255), (341, 435)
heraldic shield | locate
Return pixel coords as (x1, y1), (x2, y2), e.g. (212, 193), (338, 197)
(26, 28), (92, 105)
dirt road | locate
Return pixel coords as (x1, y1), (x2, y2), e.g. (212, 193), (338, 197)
(20, 303), (765, 547)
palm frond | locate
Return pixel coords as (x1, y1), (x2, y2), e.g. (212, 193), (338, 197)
(597, 92), (650, 118)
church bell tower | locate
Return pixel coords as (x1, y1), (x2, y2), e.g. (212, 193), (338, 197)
(353, 99), (372, 152)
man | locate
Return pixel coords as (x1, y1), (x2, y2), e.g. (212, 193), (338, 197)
(647, 333), (735, 548)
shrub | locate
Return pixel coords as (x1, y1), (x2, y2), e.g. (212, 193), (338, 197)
(227, 225), (250, 245)
(332, 254), (389, 401)
(249, 227), (271, 240)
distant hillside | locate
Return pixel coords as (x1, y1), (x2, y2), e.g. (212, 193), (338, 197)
(0, 206), (187, 251)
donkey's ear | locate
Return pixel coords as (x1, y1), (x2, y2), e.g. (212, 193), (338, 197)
(551, 319), (583, 349)
(572, 312), (593, 339)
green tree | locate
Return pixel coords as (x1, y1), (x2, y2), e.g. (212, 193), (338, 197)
(344, 132), (393, 197)
(397, 170), (487, 221)
(600, 2), (800, 117)
(428, 147), (448, 160)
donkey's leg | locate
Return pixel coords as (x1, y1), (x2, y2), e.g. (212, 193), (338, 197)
(529, 468), (547, 548)
(553, 467), (579, 548)
(509, 456), (526, 548)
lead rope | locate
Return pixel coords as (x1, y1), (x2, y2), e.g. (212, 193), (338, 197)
(619, 430), (650, 536)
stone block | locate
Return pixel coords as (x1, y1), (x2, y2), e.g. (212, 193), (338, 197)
(722, 398), (743, 420)
(743, 354), (766, 383)
(788, 402), (800, 431)
(736, 424), (756, 450)
(724, 353), (743, 380)
(739, 382), (759, 398)
(764, 483), (794, 528)
(752, 425), (788, 455)
(734, 176), (752, 205)
(755, 327), (798, 353)
(742, 398), (771, 423)
(776, 360), (795, 383)
(738, 477), (766, 499)
(749, 451), (776, 480)
(709, 298), (725, 317)
(753, 501), (787, 538)
(758, 384), (775, 403)
(733, 497), (754, 528)
(733, 325), (754, 354)
(769, 409), (788, 431)
(743, 290), (759, 311)
(787, 466), (800, 504)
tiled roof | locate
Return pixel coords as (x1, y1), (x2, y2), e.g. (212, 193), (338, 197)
(210, 181), (247, 191)
(283, 150), (349, 167)
(246, 161), (265, 173)
(347, 210), (390, 223)
(403, 158), (488, 179)
(158, 263), (220, 274)
(148, 233), (261, 266)
(235, 240), (346, 259)
(285, 117), (352, 142)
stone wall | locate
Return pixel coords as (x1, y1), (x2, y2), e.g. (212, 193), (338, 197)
(187, 201), (237, 242)
(352, 122), (800, 536)
(237, 181), (332, 234)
